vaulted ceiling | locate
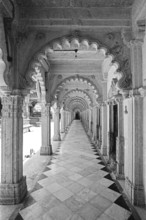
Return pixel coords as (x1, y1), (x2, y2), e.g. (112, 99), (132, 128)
(3, 0), (144, 113)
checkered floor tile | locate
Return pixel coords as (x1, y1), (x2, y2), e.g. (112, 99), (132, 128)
(15, 120), (136, 220)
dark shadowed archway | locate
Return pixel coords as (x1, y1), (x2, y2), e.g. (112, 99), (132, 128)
(75, 111), (80, 120)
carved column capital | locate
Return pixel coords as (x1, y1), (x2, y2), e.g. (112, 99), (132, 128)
(121, 90), (130, 99)
(121, 29), (133, 48)
(106, 100), (113, 106)
(53, 106), (60, 114)
(129, 89), (141, 98)
(2, 95), (23, 118)
(113, 94), (123, 103)
(138, 87), (146, 97)
(130, 39), (143, 48)
(41, 103), (51, 117)
(136, 19), (146, 43)
(100, 101), (107, 107)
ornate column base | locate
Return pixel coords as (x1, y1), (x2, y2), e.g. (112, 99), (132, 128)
(116, 173), (125, 180)
(116, 163), (124, 179)
(53, 135), (61, 141)
(0, 176), (27, 205)
(101, 145), (107, 156)
(40, 146), (52, 155)
(125, 177), (145, 206)
(116, 136), (124, 179)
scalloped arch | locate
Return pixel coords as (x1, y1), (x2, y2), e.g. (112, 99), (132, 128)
(62, 89), (92, 108)
(54, 75), (99, 101)
(66, 96), (88, 111)
(26, 36), (127, 95)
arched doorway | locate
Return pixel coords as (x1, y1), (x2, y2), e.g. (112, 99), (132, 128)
(75, 111), (80, 120)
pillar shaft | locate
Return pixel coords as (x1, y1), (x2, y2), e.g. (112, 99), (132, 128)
(92, 106), (97, 143)
(0, 95), (27, 204)
(88, 108), (92, 136)
(116, 98), (124, 178)
(123, 38), (145, 206)
(125, 95), (144, 206)
(60, 108), (65, 133)
(108, 103), (114, 155)
(40, 103), (52, 155)
(53, 107), (61, 141)
(130, 40), (143, 88)
(101, 103), (107, 155)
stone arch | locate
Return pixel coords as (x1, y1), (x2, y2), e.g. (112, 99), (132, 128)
(66, 96), (89, 111)
(25, 36), (130, 101)
(54, 75), (99, 103)
(62, 89), (92, 108)
(74, 109), (81, 120)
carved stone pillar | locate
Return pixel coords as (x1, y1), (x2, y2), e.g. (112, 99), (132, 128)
(92, 106), (97, 143)
(101, 103), (107, 156)
(66, 111), (71, 127)
(68, 111), (71, 125)
(60, 108), (65, 133)
(85, 109), (88, 131)
(23, 95), (30, 119)
(65, 111), (68, 128)
(53, 107), (61, 141)
(88, 108), (92, 136)
(0, 95), (27, 204)
(108, 102), (114, 155)
(124, 92), (145, 206)
(130, 40), (143, 88)
(107, 102), (112, 157)
(115, 97), (124, 179)
(81, 111), (85, 129)
(40, 103), (52, 155)
(84, 110), (87, 131)
(25, 95), (30, 119)
(96, 106), (100, 145)
(64, 111), (67, 130)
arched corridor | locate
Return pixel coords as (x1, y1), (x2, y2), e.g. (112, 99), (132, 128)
(0, 0), (146, 219)
(16, 121), (134, 220)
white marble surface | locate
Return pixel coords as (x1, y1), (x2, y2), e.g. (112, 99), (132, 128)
(19, 121), (132, 220)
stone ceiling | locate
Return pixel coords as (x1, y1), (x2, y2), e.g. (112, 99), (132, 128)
(16, 0), (134, 8)
(13, 0), (135, 111)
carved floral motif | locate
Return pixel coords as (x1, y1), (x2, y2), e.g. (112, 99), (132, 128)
(2, 95), (23, 118)
(104, 32), (132, 90)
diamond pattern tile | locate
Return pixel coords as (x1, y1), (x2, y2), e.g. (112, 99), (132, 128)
(15, 121), (136, 220)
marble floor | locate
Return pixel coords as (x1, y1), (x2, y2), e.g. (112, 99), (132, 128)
(6, 121), (138, 219)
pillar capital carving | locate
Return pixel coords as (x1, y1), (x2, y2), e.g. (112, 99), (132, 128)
(2, 95), (23, 118)
(121, 29), (133, 48)
(113, 94), (123, 103)
(41, 103), (50, 117)
(53, 106), (60, 114)
(136, 19), (146, 43)
(0, 86), (11, 96)
(0, 93), (27, 204)
(121, 90), (130, 99)
(122, 20), (146, 48)
(107, 99), (117, 105)
(100, 101), (107, 107)
(129, 89), (141, 98)
(138, 87), (146, 97)
(130, 38), (144, 47)
(106, 100), (113, 106)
